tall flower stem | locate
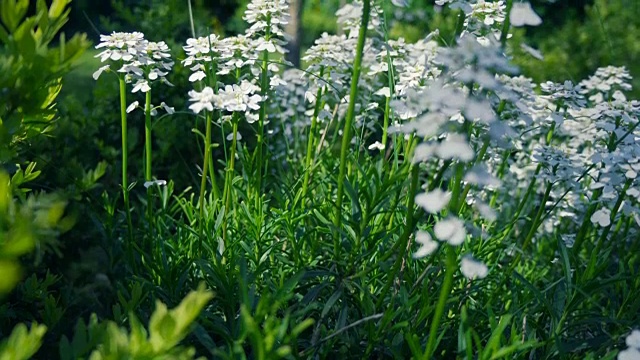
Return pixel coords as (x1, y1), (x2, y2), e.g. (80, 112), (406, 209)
(224, 115), (240, 233)
(422, 246), (457, 360)
(301, 68), (325, 205)
(144, 90), (153, 240)
(255, 18), (272, 207)
(334, 0), (371, 247)
(198, 111), (214, 254)
(119, 78), (134, 252)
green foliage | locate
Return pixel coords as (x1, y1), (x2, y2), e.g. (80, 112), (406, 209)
(0, 170), (70, 295)
(88, 284), (213, 360)
(0, 0), (89, 165)
(0, 322), (47, 360)
(515, 0), (640, 96)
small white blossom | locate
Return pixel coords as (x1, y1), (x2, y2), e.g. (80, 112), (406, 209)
(461, 256), (488, 280)
(188, 87), (216, 114)
(510, 2), (542, 27)
(413, 231), (439, 258)
(368, 141), (385, 151)
(93, 65), (111, 80)
(126, 101), (139, 113)
(144, 179), (167, 188)
(590, 208), (612, 227)
(415, 189), (452, 214)
(434, 217), (467, 246)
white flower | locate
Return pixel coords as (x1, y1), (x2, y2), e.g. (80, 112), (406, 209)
(413, 231), (438, 259)
(436, 133), (475, 162)
(188, 87), (216, 114)
(93, 65), (111, 80)
(619, 348), (640, 360)
(226, 132), (243, 141)
(216, 80), (263, 113)
(126, 101), (139, 113)
(434, 217), (467, 246)
(144, 179), (167, 188)
(392, 0), (409, 7)
(132, 79), (151, 93)
(590, 208), (612, 227)
(474, 201), (497, 222)
(368, 141), (385, 151)
(510, 2), (542, 27)
(627, 330), (640, 349)
(415, 189), (452, 214)
(464, 165), (502, 188)
(375, 87), (391, 98)
(460, 256), (488, 280)
(160, 102), (175, 114)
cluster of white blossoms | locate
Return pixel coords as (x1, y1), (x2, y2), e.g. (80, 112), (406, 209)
(93, 0), (639, 283)
(94, 32), (174, 94)
(462, 0), (506, 44)
(436, 1), (542, 47)
(405, 36), (524, 279)
(335, 0), (384, 38)
(188, 80), (263, 118)
(183, 0), (292, 137)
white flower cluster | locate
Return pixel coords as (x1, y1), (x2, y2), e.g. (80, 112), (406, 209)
(462, 0), (506, 45)
(183, 34), (225, 82)
(335, 0), (383, 38)
(94, 32), (174, 93)
(188, 80), (263, 119)
(579, 66), (633, 103)
(244, 0), (289, 38)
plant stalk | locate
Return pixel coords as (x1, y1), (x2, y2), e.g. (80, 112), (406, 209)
(334, 0), (371, 247)
(119, 78), (134, 251)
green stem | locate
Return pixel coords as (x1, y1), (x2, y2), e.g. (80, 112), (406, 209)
(374, 164), (420, 307)
(118, 78), (134, 251)
(489, 150), (510, 208)
(225, 116), (239, 222)
(423, 246), (457, 360)
(301, 70), (325, 204)
(572, 188), (602, 253)
(255, 19), (272, 207)
(334, 0), (371, 245)
(458, 138), (490, 214)
(585, 179), (633, 278)
(499, 0), (514, 48)
(198, 111), (214, 254)
(501, 164), (542, 243)
(522, 181), (553, 251)
(145, 90), (153, 240)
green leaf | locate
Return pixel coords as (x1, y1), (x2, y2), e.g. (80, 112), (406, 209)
(148, 283), (213, 352)
(0, 0), (29, 32)
(48, 0), (71, 18)
(0, 323), (47, 360)
(321, 289), (342, 318)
